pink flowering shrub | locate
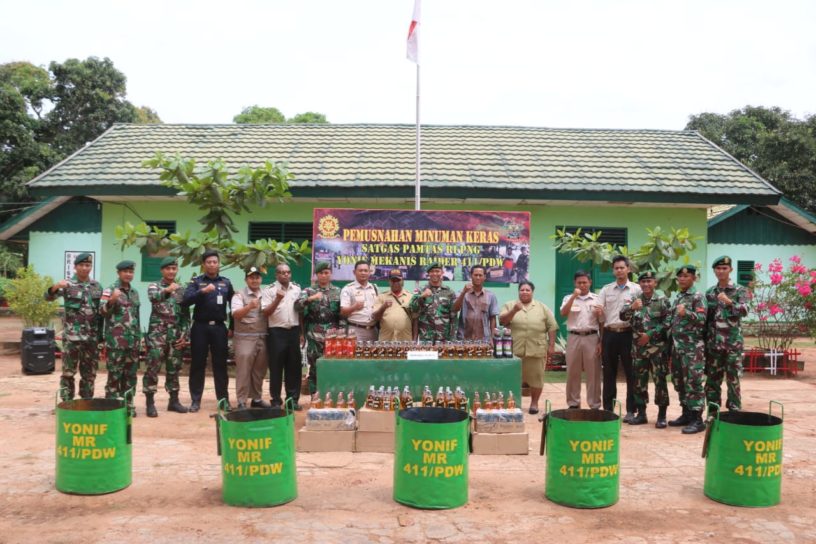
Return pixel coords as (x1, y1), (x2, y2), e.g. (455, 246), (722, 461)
(750, 255), (816, 351)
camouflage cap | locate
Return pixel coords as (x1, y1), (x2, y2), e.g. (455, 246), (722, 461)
(425, 262), (442, 272)
(712, 255), (732, 268)
(116, 260), (136, 271)
(638, 270), (656, 281)
(73, 252), (92, 265)
(159, 256), (178, 269)
(315, 261), (331, 273)
(245, 266), (263, 277)
(675, 264), (697, 276)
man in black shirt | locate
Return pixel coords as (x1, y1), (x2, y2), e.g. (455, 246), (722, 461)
(182, 250), (235, 412)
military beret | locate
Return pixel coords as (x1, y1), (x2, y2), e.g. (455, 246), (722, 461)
(245, 266), (263, 277)
(116, 260), (136, 271)
(201, 249), (219, 262)
(425, 262), (442, 272)
(675, 264), (697, 276)
(638, 270), (656, 281)
(315, 261), (331, 273)
(159, 256), (177, 269)
(712, 255), (732, 268)
(73, 252), (92, 265)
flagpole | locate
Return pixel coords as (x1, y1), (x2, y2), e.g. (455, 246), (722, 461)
(415, 63), (421, 211)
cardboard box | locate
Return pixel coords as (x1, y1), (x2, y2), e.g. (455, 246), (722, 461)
(297, 428), (355, 452)
(354, 431), (395, 453)
(471, 432), (529, 455)
(357, 408), (397, 433)
(474, 420), (526, 434)
(305, 408), (357, 431)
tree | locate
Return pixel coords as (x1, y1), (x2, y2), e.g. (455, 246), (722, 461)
(686, 106), (816, 211)
(289, 111), (328, 124)
(551, 226), (701, 295)
(233, 105), (285, 124)
(116, 152), (310, 271)
(135, 106), (162, 124)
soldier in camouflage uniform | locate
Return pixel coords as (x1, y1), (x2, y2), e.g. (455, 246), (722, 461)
(665, 265), (707, 434)
(409, 262), (457, 342)
(619, 271), (671, 428)
(45, 253), (103, 401)
(100, 260), (141, 414)
(294, 261), (341, 398)
(142, 256), (189, 417)
(705, 255), (749, 412)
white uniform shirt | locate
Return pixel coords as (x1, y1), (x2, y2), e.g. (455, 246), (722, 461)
(261, 282), (301, 328)
(598, 281), (642, 327)
(560, 292), (602, 332)
(340, 281), (378, 326)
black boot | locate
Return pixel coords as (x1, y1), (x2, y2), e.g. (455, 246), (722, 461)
(682, 411), (706, 434)
(655, 406), (668, 429)
(167, 392), (189, 414)
(630, 408), (648, 425)
(668, 407), (691, 427)
(145, 393), (158, 418)
(189, 398), (201, 413)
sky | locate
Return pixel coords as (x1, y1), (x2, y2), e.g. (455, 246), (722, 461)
(1, 0), (814, 130)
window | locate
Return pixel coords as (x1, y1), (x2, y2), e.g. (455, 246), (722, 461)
(248, 222), (313, 287)
(141, 221), (176, 282)
(737, 260), (754, 287)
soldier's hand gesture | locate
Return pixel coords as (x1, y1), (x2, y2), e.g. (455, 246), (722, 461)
(717, 292), (732, 305)
(631, 298), (643, 311)
(422, 288), (433, 298)
(573, 288), (581, 297)
(111, 288), (122, 302)
(309, 292), (324, 302)
(55, 279), (69, 290)
(201, 283), (216, 294)
(677, 304), (686, 317)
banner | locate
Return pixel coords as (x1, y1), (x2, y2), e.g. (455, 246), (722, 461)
(312, 208), (530, 283)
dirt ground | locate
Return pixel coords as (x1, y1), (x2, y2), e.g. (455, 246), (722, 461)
(1, 323), (816, 543)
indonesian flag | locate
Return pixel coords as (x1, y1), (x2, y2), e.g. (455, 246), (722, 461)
(406, 0), (420, 63)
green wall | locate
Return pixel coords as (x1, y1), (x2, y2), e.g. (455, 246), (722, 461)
(29, 231), (102, 283)
(99, 200), (708, 329)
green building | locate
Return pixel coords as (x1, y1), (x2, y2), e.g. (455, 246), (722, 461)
(2, 123), (782, 330)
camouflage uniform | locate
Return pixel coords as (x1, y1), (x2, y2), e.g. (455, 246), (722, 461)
(620, 292), (671, 409)
(142, 280), (189, 395)
(705, 283), (749, 410)
(666, 288), (707, 412)
(46, 276), (103, 401)
(100, 281), (141, 402)
(294, 284), (341, 394)
(409, 284), (457, 342)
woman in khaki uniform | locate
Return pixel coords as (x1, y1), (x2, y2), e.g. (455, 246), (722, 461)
(499, 281), (557, 414)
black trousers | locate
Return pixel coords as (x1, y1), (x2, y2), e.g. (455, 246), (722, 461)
(189, 322), (229, 402)
(602, 330), (635, 413)
(267, 327), (301, 404)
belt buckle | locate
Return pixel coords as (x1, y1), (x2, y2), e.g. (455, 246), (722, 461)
(208, 320), (216, 325)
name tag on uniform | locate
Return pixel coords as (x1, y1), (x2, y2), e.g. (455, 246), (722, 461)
(217, 295), (223, 305)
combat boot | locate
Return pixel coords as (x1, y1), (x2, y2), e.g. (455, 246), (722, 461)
(145, 393), (158, 418)
(682, 411), (706, 434)
(167, 392), (189, 413)
(668, 407), (691, 427)
(655, 406), (668, 429)
(630, 408), (647, 425)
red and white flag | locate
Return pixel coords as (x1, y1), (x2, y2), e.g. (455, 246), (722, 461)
(406, 0), (420, 63)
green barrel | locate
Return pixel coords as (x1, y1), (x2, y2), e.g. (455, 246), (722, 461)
(541, 404), (620, 508)
(393, 407), (470, 509)
(217, 400), (297, 507)
(703, 402), (783, 507)
(55, 394), (132, 495)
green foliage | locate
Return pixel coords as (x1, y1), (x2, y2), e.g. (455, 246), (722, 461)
(686, 106), (816, 211)
(6, 265), (58, 327)
(0, 243), (23, 277)
(551, 226), (701, 295)
(134, 106), (162, 124)
(289, 111), (328, 124)
(233, 105), (285, 124)
(0, 277), (11, 302)
(115, 152), (309, 270)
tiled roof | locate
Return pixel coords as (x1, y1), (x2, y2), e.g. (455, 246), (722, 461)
(27, 124), (781, 203)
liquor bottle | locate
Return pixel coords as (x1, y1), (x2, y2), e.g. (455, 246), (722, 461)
(354, 341), (363, 359)
(435, 387), (445, 408)
(346, 330), (357, 359)
(472, 391), (481, 414)
(336, 391), (347, 409)
(496, 391), (505, 410)
(453, 387), (463, 410)
(312, 391), (324, 409)
(347, 391), (356, 411)
(365, 385), (376, 409)
(401, 386), (414, 409)
(507, 391), (516, 409)
(502, 330), (513, 358)
(376, 386), (385, 410)
(391, 388), (400, 411)
(422, 386), (434, 407)
(493, 328), (504, 358)
(445, 386), (454, 408)
(383, 386), (392, 411)
(324, 391), (334, 409)
(483, 392), (493, 410)
(335, 330), (346, 359)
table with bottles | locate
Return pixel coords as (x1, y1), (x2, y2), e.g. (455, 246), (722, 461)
(316, 330), (521, 406)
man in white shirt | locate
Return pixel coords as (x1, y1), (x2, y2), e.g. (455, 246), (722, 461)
(340, 260), (379, 342)
(560, 270), (603, 409)
(262, 264), (303, 409)
(598, 255), (642, 421)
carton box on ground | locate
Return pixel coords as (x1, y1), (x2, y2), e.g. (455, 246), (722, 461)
(474, 420), (526, 434)
(357, 407), (396, 433)
(297, 428), (355, 452)
(471, 432), (529, 455)
(354, 431), (395, 453)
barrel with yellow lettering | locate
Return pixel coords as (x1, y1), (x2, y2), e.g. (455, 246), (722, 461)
(541, 404), (620, 508)
(393, 407), (469, 509)
(703, 401), (783, 507)
(55, 393), (132, 495)
(217, 399), (297, 507)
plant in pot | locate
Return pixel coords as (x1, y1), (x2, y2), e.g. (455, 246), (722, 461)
(5, 265), (59, 373)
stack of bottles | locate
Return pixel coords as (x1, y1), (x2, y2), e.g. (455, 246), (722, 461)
(492, 327), (515, 358)
(305, 390), (357, 431)
(353, 340), (493, 360)
(323, 328), (357, 358)
(363, 385), (469, 412)
(312, 390), (356, 410)
(471, 391), (518, 414)
(472, 390), (524, 432)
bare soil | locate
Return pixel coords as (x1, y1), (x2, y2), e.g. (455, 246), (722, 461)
(1, 317), (815, 543)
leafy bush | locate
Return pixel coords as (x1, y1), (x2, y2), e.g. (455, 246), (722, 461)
(5, 265), (59, 327)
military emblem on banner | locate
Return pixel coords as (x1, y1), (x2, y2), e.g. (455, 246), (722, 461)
(318, 214), (340, 239)
(504, 220), (523, 239)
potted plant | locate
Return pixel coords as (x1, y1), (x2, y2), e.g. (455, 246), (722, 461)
(5, 265), (59, 373)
